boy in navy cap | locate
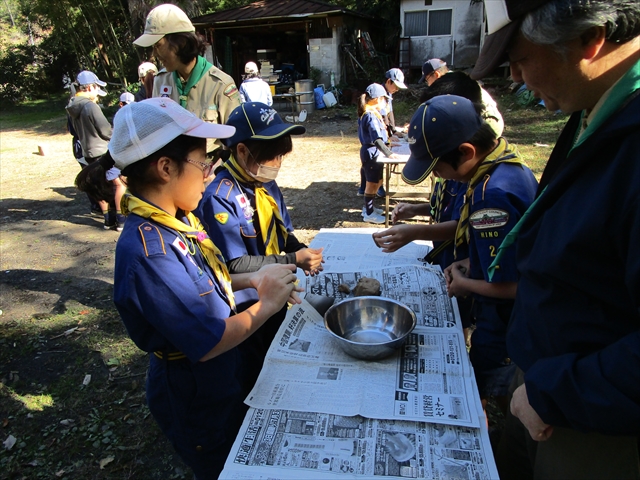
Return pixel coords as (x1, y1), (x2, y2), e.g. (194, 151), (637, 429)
(194, 102), (324, 383)
(402, 95), (538, 413)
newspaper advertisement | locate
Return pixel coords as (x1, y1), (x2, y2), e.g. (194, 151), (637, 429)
(308, 228), (432, 273)
(246, 297), (481, 427)
(220, 408), (499, 480)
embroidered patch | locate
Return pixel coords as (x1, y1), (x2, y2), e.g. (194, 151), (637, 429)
(160, 85), (172, 95)
(172, 236), (188, 256)
(215, 212), (229, 224)
(223, 85), (238, 97)
(469, 209), (509, 230)
(260, 107), (277, 125)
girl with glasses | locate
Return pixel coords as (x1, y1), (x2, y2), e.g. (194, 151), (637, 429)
(90, 98), (302, 479)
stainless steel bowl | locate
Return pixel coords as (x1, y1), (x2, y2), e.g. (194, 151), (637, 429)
(324, 296), (417, 360)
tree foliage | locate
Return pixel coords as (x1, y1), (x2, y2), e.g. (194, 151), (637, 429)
(0, 0), (404, 105)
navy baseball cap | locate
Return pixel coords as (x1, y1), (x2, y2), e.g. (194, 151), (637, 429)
(401, 95), (483, 185)
(419, 59), (447, 83)
(471, 0), (550, 79)
(223, 102), (305, 147)
(366, 83), (390, 99)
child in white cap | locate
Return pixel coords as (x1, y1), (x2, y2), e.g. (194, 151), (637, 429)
(357, 83), (399, 223)
(239, 61), (273, 105)
(108, 98), (301, 479)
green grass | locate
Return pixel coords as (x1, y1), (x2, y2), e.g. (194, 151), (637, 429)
(0, 308), (190, 479)
(0, 95), (70, 129)
(0, 93), (119, 131)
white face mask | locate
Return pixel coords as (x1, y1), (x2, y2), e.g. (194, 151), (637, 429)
(245, 150), (281, 183)
(247, 164), (280, 183)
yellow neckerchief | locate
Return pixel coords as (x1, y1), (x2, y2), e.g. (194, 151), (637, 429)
(75, 91), (96, 102)
(454, 138), (527, 256)
(430, 178), (447, 223)
(362, 104), (384, 122)
(121, 192), (236, 312)
(224, 155), (288, 255)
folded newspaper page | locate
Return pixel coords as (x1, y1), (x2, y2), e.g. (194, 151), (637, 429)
(308, 228), (432, 273)
(246, 295), (481, 427)
(220, 408), (499, 479)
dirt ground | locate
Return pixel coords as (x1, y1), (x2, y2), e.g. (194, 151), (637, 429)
(0, 106), (428, 323)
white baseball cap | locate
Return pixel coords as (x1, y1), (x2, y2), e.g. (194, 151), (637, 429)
(133, 4), (195, 48)
(138, 62), (158, 79)
(119, 92), (135, 105)
(245, 62), (259, 74)
(76, 70), (107, 96)
(109, 98), (235, 170)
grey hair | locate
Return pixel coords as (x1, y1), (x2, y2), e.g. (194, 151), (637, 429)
(522, 0), (640, 55)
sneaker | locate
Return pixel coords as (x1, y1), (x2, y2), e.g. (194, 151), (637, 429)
(104, 211), (116, 230)
(116, 213), (126, 232)
(362, 211), (386, 224)
(357, 188), (365, 197)
(376, 186), (386, 198)
(362, 206), (383, 216)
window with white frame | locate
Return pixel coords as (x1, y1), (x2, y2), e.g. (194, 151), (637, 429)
(404, 8), (452, 36)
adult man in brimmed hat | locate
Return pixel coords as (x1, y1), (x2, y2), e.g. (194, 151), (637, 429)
(133, 3), (240, 151)
(471, 1), (640, 478)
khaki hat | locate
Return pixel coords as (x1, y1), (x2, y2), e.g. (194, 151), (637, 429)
(133, 4), (195, 48)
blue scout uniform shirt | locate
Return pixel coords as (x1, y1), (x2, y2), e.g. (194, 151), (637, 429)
(429, 180), (467, 270)
(194, 169), (294, 310)
(466, 161), (537, 364)
(114, 211), (231, 363)
(468, 162), (538, 286)
(358, 110), (388, 161)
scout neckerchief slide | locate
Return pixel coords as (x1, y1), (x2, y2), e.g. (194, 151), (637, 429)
(121, 192), (236, 312)
(455, 138), (527, 258)
(225, 155), (289, 255)
(173, 56), (212, 108)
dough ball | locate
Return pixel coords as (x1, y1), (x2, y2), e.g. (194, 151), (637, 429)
(353, 277), (381, 297)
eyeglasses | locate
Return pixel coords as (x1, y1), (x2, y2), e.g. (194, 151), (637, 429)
(185, 158), (215, 178)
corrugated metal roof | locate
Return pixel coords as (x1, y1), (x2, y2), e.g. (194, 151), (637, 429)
(192, 0), (367, 25)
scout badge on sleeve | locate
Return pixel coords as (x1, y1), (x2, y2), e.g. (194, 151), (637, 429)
(160, 85), (172, 97)
(236, 193), (255, 219)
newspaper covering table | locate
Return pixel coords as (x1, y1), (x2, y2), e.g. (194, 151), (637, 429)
(246, 295), (481, 427)
(220, 408), (497, 479)
(221, 230), (498, 479)
(308, 228), (432, 273)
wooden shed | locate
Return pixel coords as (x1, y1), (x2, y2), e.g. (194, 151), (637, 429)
(192, 0), (375, 89)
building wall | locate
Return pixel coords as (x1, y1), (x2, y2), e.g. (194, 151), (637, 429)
(308, 26), (343, 87)
(400, 0), (483, 68)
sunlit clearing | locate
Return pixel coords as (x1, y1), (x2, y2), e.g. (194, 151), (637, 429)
(12, 391), (55, 411)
